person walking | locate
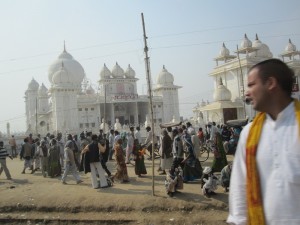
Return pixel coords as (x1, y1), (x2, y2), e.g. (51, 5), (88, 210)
(48, 139), (61, 178)
(108, 130), (115, 160)
(82, 134), (108, 189)
(170, 128), (184, 175)
(20, 138), (34, 174)
(125, 132), (134, 164)
(100, 134), (112, 177)
(8, 135), (17, 157)
(227, 59), (300, 225)
(61, 141), (82, 185)
(0, 141), (12, 180)
(159, 129), (173, 175)
(134, 126), (142, 144)
(113, 138), (129, 183)
(36, 140), (48, 177)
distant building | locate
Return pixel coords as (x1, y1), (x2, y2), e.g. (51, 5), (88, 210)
(193, 34), (300, 125)
(24, 45), (181, 135)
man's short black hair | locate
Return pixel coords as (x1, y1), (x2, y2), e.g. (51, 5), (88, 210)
(92, 134), (98, 141)
(249, 58), (294, 97)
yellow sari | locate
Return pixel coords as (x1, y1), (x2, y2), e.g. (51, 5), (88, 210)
(246, 99), (300, 225)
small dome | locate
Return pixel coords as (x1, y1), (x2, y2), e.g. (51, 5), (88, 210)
(48, 45), (85, 85)
(285, 39), (297, 52)
(111, 62), (124, 78)
(240, 34), (252, 48)
(219, 43), (230, 57)
(213, 78), (232, 101)
(85, 85), (95, 95)
(38, 83), (48, 96)
(28, 78), (39, 91)
(156, 66), (174, 86)
(52, 62), (70, 84)
(100, 64), (112, 79)
(125, 64), (136, 78)
(250, 34), (273, 58)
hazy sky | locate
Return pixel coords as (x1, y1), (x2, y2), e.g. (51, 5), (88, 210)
(0, 0), (300, 133)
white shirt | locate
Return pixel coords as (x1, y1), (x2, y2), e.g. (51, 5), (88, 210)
(134, 130), (142, 144)
(109, 134), (115, 148)
(227, 102), (300, 225)
(126, 134), (134, 150)
(209, 125), (218, 141)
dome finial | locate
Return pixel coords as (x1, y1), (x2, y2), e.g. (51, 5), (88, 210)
(61, 60), (64, 68)
(255, 33), (259, 40)
(63, 40), (66, 52)
(289, 38), (292, 43)
(222, 42), (225, 47)
(244, 33), (248, 38)
(163, 65), (165, 69)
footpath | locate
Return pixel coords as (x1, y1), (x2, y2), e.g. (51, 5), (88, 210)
(0, 155), (232, 224)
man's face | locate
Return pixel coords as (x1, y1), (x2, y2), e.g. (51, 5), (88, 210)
(246, 68), (270, 112)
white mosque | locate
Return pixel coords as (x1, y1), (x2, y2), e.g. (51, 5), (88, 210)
(192, 34), (300, 125)
(24, 45), (181, 135)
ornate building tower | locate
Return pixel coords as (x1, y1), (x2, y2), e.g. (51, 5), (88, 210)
(48, 45), (85, 134)
(25, 78), (39, 134)
(153, 66), (181, 122)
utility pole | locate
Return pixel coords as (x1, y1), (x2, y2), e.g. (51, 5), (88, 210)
(35, 97), (38, 136)
(236, 45), (247, 118)
(104, 83), (106, 134)
(141, 13), (155, 196)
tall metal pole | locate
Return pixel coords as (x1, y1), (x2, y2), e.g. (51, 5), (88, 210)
(35, 97), (38, 136)
(104, 84), (106, 134)
(236, 45), (247, 118)
(141, 13), (155, 196)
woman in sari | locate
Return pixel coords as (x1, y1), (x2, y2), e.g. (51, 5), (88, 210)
(47, 139), (61, 178)
(182, 134), (202, 182)
(132, 139), (147, 177)
(113, 139), (129, 183)
(211, 132), (228, 172)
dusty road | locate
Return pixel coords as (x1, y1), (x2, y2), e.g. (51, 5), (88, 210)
(0, 155), (232, 224)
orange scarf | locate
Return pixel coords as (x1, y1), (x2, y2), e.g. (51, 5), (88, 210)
(246, 99), (300, 225)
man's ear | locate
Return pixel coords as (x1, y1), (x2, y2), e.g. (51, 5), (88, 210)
(267, 76), (277, 91)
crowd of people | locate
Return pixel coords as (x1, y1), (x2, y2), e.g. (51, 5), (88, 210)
(1, 122), (235, 196)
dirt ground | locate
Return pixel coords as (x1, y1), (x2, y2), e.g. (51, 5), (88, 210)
(0, 155), (232, 224)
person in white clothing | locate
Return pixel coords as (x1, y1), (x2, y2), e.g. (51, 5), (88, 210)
(227, 59), (300, 225)
(207, 122), (218, 141)
(125, 132), (134, 164)
(134, 126), (142, 144)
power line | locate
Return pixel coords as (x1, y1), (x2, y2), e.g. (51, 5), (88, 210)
(1, 17), (299, 64)
(150, 17), (300, 39)
(1, 32), (299, 76)
(151, 33), (300, 50)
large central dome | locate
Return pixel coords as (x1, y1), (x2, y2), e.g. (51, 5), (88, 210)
(48, 45), (85, 86)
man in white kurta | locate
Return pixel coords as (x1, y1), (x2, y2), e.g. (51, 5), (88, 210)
(227, 58), (300, 225)
(228, 102), (300, 225)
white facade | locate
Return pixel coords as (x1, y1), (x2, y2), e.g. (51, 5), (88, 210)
(193, 34), (300, 125)
(24, 46), (181, 135)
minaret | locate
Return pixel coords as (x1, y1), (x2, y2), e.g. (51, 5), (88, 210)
(153, 66), (181, 123)
(25, 78), (39, 133)
(6, 122), (10, 137)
